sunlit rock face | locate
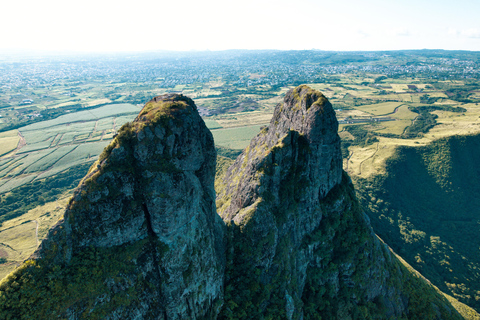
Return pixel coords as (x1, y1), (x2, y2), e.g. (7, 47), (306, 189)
(216, 85), (457, 319)
(0, 87), (467, 320)
(30, 94), (225, 319)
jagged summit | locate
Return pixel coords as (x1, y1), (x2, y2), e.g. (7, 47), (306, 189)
(217, 84), (342, 224)
(0, 87), (473, 320)
(216, 86), (465, 319)
(264, 84), (338, 147)
(45, 93), (223, 249)
(0, 93), (225, 319)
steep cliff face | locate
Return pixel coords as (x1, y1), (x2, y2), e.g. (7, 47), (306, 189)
(0, 87), (473, 320)
(216, 85), (464, 319)
(218, 85), (342, 223)
(0, 94), (225, 319)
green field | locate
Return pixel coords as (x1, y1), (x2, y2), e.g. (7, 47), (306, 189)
(0, 130), (19, 157)
(20, 103), (140, 132)
(0, 104), (140, 195)
(212, 125), (264, 150)
(203, 119), (223, 130)
(36, 142), (106, 179)
(23, 145), (78, 174)
(3, 149), (57, 178)
(0, 175), (36, 194)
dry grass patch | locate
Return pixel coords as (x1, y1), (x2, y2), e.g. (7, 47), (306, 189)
(424, 103), (480, 138)
(390, 84), (409, 92)
(346, 137), (433, 179)
(436, 99), (459, 105)
(373, 120), (412, 135)
(0, 195), (70, 280)
(85, 98), (112, 107)
(338, 130), (355, 140)
(391, 105), (418, 120)
(354, 102), (403, 115)
(259, 95), (284, 109)
(0, 130), (19, 158)
(337, 109), (372, 118)
(428, 92), (449, 98)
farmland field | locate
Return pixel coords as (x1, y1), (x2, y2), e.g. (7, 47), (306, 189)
(0, 175), (37, 194)
(37, 142), (107, 179)
(354, 102), (404, 115)
(0, 130), (19, 157)
(211, 111), (273, 128)
(373, 120), (412, 135)
(20, 103), (140, 132)
(3, 149), (57, 177)
(390, 105), (418, 120)
(0, 104), (140, 194)
(23, 145), (78, 174)
(212, 125), (265, 149)
(203, 119), (223, 130)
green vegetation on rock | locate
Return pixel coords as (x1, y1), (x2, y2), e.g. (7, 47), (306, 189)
(0, 84), (478, 319)
(215, 86), (470, 319)
(0, 239), (165, 319)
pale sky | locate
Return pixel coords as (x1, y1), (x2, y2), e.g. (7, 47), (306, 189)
(1, 0), (479, 52)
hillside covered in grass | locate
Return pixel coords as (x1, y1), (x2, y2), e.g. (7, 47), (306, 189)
(354, 134), (480, 312)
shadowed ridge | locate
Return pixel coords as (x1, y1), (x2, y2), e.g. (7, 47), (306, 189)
(216, 85), (466, 319)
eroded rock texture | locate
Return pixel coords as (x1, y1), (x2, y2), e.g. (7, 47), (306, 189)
(0, 87), (468, 320)
(7, 94), (225, 319)
(216, 85), (462, 319)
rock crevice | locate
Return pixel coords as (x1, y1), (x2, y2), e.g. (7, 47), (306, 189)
(0, 87), (469, 320)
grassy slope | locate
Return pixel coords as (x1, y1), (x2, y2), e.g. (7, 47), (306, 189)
(354, 134), (480, 311)
(0, 195), (70, 280)
(0, 161), (93, 280)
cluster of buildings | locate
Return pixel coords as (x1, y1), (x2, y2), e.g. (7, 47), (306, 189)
(0, 51), (478, 102)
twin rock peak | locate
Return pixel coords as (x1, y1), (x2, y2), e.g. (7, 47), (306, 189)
(0, 85), (466, 319)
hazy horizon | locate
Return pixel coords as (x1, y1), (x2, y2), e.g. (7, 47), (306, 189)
(1, 0), (479, 53)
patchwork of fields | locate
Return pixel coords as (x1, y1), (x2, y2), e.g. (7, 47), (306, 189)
(0, 103), (270, 195)
(0, 80), (459, 194)
(3, 76), (475, 196)
(0, 76), (478, 278)
(0, 104), (142, 194)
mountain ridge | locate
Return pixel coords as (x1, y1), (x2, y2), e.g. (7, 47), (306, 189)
(0, 86), (476, 319)
(354, 133), (480, 312)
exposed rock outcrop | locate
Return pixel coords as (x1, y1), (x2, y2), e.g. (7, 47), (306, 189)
(216, 85), (464, 319)
(0, 94), (225, 319)
(0, 87), (472, 320)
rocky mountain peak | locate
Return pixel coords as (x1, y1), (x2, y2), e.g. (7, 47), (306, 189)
(265, 84), (338, 146)
(0, 88), (471, 320)
(217, 85), (342, 224)
(3, 93), (225, 319)
(59, 93), (221, 249)
(215, 85), (464, 319)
